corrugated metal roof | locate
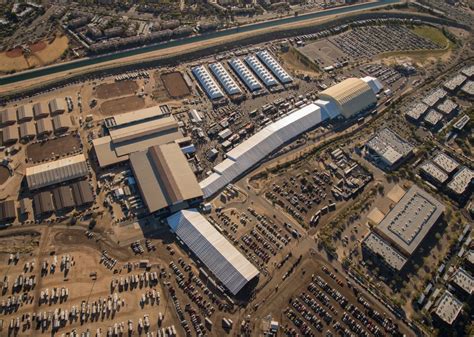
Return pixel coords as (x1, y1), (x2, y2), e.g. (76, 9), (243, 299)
(167, 209), (259, 295)
(53, 186), (75, 209)
(130, 143), (202, 213)
(0, 200), (16, 221)
(72, 181), (94, 206)
(26, 154), (89, 190)
(319, 77), (376, 118)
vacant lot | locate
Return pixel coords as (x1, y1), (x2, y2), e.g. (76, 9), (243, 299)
(161, 72), (191, 98)
(95, 81), (139, 99)
(0, 166), (10, 185)
(100, 96), (145, 115)
(26, 134), (82, 163)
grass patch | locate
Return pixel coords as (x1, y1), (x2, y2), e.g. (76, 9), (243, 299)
(411, 25), (450, 48)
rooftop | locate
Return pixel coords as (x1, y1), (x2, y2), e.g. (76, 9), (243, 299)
(424, 109), (443, 126)
(420, 161), (449, 184)
(104, 106), (164, 129)
(451, 268), (474, 295)
(422, 88), (447, 107)
(366, 128), (414, 166)
(443, 74), (467, 91)
(130, 143), (202, 213)
(434, 291), (463, 325)
(432, 153), (459, 174)
(447, 166), (473, 195)
(460, 81), (474, 96)
(375, 185), (445, 256)
(436, 99), (458, 115)
(363, 232), (407, 271)
(406, 102), (429, 121)
(461, 65), (474, 78)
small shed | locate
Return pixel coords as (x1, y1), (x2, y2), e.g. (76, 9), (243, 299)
(19, 121), (36, 141)
(0, 109), (17, 125)
(36, 118), (53, 136)
(2, 125), (19, 144)
(33, 102), (49, 119)
(53, 114), (72, 133)
(17, 105), (34, 122)
(48, 98), (66, 115)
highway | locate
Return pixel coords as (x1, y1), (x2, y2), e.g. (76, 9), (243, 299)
(0, 0), (400, 86)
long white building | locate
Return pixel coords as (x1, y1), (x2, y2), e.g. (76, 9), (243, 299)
(256, 50), (293, 84)
(228, 58), (262, 92)
(244, 55), (278, 87)
(200, 103), (336, 198)
(209, 62), (242, 96)
(192, 65), (224, 100)
(168, 209), (259, 295)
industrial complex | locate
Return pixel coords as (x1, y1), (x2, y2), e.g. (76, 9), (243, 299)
(0, 5), (472, 336)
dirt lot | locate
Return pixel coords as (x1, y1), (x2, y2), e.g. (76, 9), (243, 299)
(0, 166), (10, 185)
(161, 72), (191, 98)
(95, 81), (139, 99)
(26, 134), (82, 163)
(100, 96), (145, 115)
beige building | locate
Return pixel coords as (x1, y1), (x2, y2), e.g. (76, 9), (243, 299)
(130, 143), (203, 215)
(319, 77), (376, 119)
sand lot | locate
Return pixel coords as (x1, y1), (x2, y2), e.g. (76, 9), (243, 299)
(0, 36), (69, 74)
(26, 134), (82, 163)
(100, 96), (145, 115)
(95, 81), (139, 100)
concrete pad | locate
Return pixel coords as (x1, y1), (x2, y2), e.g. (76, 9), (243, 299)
(387, 184), (406, 204)
(367, 207), (385, 226)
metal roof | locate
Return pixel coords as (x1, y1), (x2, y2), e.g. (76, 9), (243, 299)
(2, 125), (19, 143)
(200, 103), (329, 198)
(192, 65), (224, 100)
(105, 106), (164, 129)
(0, 200), (16, 221)
(19, 121), (36, 139)
(48, 98), (66, 114)
(72, 181), (94, 206)
(17, 105), (34, 122)
(53, 114), (72, 131)
(130, 143), (202, 213)
(229, 58), (262, 92)
(209, 62), (242, 95)
(375, 185), (445, 256)
(256, 50), (292, 84)
(26, 154), (89, 190)
(319, 77), (376, 119)
(33, 102), (48, 118)
(244, 55), (278, 87)
(0, 109), (17, 125)
(167, 209), (259, 295)
(36, 118), (53, 135)
(53, 186), (75, 210)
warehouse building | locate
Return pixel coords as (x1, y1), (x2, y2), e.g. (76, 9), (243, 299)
(192, 65), (224, 100)
(33, 191), (55, 216)
(71, 181), (94, 206)
(364, 185), (445, 271)
(0, 109), (17, 125)
(374, 185), (445, 257)
(167, 209), (259, 295)
(130, 143), (203, 215)
(450, 268), (474, 296)
(365, 128), (414, 170)
(362, 232), (407, 271)
(33, 102), (49, 119)
(443, 74), (467, 92)
(447, 166), (473, 197)
(0, 200), (16, 222)
(228, 58), (262, 92)
(19, 121), (36, 141)
(52, 186), (75, 210)
(17, 105), (34, 122)
(26, 154), (89, 190)
(436, 99), (458, 117)
(200, 103), (335, 198)
(424, 109), (444, 129)
(256, 50), (292, 84)
(2, 125), (19, 144)
(48, 98), (66, 115)
(432, 153), (459, 175)
(209, 62), (242, 96)
(405, 102), (429, 122)
(361, 76), (384, 94)
(319, 77), (377, 119)
(103, 106), (167, 130)
(422, 88), (447, 107)
(420, 161), (449, 185)
(36, 118), (54, 136)
(244, 55), (278, 87)
(434, 291), (463, 325)
(93, 115), (183, 168)
(53, 114), (73, 133)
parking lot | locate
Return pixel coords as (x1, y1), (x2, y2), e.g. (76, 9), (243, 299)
(255, 257), (407, 337)
(260, 148), (373, 227)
